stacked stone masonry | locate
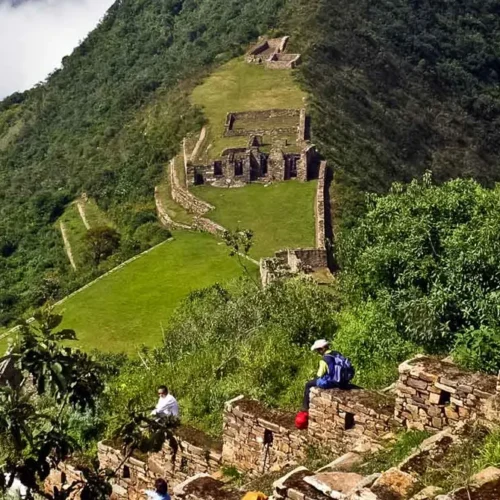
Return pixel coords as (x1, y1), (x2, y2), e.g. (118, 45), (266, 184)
(259, 248), (329, 286)
(223, 109), (301, 138)
(189, 106), (315, 187)
(47, 356), (500, 498)
(96, 426), (222, 499)
(154, 186), (192, 231)
(308, 387), (396, 451)
(395, 355), (498, 431)
(315, 161), (327, 249)
(222, 396), (307, 476)
(169, 158), (214, 216)
(246, 36), (302, 70)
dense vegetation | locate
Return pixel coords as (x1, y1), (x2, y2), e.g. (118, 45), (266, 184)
(339, 174), (500, 373)
(0, 0), (286, 323)
(290, 0), (500, 226)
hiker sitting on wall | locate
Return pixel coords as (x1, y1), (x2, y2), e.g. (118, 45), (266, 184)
(302, 339), (355, 410)
(151, 385), (179, 419)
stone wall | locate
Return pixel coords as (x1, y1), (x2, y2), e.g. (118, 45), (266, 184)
(259, 248), (329, 286)
(45, 463), (85, 499)
(298, 108), (307, 143)
(97, 426), (223, 499)
(192, 216), (226, 236)
(266, 53), (302, 70)
(315, 161), (327, 249)
(173, 474), (242, 500)
(222, 396), (307, 476)
(169, 158), (214, 216)
(223, 109), (301, 138)
(154, 186), (192, 231)
(395, 356), (498, 431)
(308, 387), (396, 451)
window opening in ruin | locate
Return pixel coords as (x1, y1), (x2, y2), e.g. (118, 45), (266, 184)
(194, 172), (204, 185)
(234, 161), (243, 176)
(180, 457), (188, 473)
(439, 390), (451, 405)
(122, 465), (130, 479)
(289, 156), (298, 178)
(345, 412), (355, 430)
(261, 156), (268, 175)
(263, 429), (274, 447)
(214, 161), (223, 176)
(61, 472), (67, 484)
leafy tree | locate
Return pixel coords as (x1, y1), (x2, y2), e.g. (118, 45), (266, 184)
(223, 228), (257, 285)
(0, 306), (179, 499)
(339, 173), (500, 369)
(85, 226), (121, 266)
(0, 305), (106, 499)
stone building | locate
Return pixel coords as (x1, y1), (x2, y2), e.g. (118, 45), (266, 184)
(188, 108), (318, 187)
(246, 36), (302, 69)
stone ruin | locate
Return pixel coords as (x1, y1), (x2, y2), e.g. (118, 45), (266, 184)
(188, 108), (318, 187)
(246, 36), (302, 70)
(260, 161), (330, 286)
(46, 356), (500, 499)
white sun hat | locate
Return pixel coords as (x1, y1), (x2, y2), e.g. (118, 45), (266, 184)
(311, 339), (329, 351)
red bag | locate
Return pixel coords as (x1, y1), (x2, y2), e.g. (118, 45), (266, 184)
(295, 410), (309, 429)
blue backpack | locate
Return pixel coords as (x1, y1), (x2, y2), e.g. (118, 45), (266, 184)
(317, 351), (355, 389)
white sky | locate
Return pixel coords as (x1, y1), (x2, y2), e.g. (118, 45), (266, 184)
(0, 0), (115, 98)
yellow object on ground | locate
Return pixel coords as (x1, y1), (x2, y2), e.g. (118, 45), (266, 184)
(242, 493), (268, 500)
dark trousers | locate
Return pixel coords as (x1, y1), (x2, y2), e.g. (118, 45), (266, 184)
(303, 378), (318, 410)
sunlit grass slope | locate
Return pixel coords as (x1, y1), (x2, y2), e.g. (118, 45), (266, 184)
(193, 181), (317, 258)
(190, 58), (306, 162)
(58, 232), (250, 354)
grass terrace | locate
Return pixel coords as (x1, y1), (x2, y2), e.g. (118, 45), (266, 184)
(190, 58), (305, 163)
(57, 231), (251, 354)
(193, 181), (317, 258)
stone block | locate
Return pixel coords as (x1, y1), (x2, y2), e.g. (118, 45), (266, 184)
(371, 468), (417, 500)
(434, 382), (456, 394)
(407, 378), (429, 391)
(428, 393), (441, 405)
(409, 486), (442, 499)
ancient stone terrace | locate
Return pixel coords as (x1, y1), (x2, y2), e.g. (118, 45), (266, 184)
(46, 356), (500, 499)
(395, 356), (499, 431)
(188, 108), (317, 187)
(246, 36), (302, 70)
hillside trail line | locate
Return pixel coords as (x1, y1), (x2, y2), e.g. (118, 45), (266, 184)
(190, 126), (207, 163)
(59, 221), (77, 271)
(76, 200), (91, 230)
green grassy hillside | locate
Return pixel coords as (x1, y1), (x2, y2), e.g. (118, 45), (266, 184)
(0, 0), (286, 324)
(193, 181), (316, 258)
(190, 58), (306, 162)
(57, 231), (250, 354)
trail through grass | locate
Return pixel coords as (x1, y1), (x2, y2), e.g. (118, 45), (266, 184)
(193, 181), (316, 258)
(58, 231), (250, 354)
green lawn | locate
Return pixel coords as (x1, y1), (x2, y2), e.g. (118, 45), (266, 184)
(192, 181), (317, 258)
(57, 231), (249, 354)
(190, 58), (306, 162)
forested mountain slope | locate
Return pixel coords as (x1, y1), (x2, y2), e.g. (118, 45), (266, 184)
(0, 0), (285, 323)
(2, 0), (500, 324)
(293, 0), (500, 226)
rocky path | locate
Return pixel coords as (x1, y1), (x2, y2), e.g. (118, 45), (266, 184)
(77, 200), (91, 230)
(59, 221), (77, 271)
(190, 126), (206, 162)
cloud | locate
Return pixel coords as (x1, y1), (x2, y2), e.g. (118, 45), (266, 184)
(0, 0), (115, 98)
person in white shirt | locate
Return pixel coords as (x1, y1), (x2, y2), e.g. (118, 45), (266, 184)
(151, 385), (179, 419)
